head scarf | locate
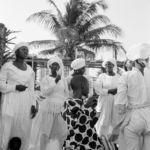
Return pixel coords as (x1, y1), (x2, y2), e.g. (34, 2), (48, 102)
(71, 58), (86, 70)
(47, 55), (64, 77)
(12, 42), (29, 54)
(127, 43), (150, 61)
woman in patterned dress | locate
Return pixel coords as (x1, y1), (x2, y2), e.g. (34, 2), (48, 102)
(62, 75), (105, 150)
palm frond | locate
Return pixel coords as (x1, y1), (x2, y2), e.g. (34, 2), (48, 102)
(77, 46), (95, 55)
(84, 24), (122, 39)
(64, 0), (83, 26)
(27, 10), (61, 32)
(29, 40), (59, 49)
(75, 0), (108, 27)
(85, 39), (125, 53)
(47, 0), (64, 26)
(78, 15), (110, 34)
(39, 46), (64, 55)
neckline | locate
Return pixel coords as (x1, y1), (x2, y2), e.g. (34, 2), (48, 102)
(12, 61), (28, 72)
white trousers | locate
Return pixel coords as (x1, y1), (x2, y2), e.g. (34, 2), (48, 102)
(120, 113), (150, 150)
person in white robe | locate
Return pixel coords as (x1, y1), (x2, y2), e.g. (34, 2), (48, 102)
(0, 42), (37, 150)
(112, 43), (150, 150)
(67, 58), (93, 98)
(37, 55), (68, 150)
(94, 58), (120, 137)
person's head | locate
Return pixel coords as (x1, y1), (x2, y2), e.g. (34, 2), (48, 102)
(8, 137), (21, 150)
(71, 58), (86, 76)
(124, 60), (133, 71)
(102, 58), (117, 75)
(127, 43), (150, 73)
(13, 42), (29, 60)
(47, 55), (64, 77)
(70, 75), (89, 99)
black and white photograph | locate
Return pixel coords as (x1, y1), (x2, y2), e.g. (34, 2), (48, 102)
(0, 0), (150, 150)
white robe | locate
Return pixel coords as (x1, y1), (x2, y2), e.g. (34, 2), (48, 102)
(0, 61), (35, 150)
(115, 68), (150, 150)
(94, 73), (120, 136)
(29, 75), (68, 150)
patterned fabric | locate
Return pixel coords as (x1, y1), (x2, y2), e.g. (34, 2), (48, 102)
(62, 98), (105, 150)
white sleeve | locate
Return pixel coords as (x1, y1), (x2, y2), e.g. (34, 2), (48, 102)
(63, 78), (69, 99)
(87, 76), (94, 97)
(94, 74), (108, 96)
(115, 74), (128, 105)
(40, 76), (56, 97)
(0, 63), (16, 93)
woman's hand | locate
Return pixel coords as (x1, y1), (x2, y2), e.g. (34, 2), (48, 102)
(55, 74), (61, 83)
(30, 101), (39, 119)
(16, 85), (27, 92)
(108, 88), (117, 95)
(85, 96), (97, 108)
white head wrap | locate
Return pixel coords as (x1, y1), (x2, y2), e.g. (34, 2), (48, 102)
(127, 43), (150, 61)
(13, 42), (29, 54)
(71, 58), (86, 70)
(47, 55), (64, 77)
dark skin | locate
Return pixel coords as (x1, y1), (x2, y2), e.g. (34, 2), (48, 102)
(104, 61), (117, 95)
(135, 59), (147, 75)
(73, 67), (85, 76)
(13, 46), (29, 92)
(49, 62), (61, 83)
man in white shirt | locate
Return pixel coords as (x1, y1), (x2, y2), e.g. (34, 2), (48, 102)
(113, 43), (150, 150)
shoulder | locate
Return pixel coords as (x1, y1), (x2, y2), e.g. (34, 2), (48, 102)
(96, 73), (107, 81)
(119, 69), (138, 84)
(2, 61), (12, 68)
(1, 61), (13, 72)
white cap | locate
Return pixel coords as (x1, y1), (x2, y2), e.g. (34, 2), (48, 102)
(13, 42), (29, 54)
(127, 43), (150, 61)
(71, 58), (86, 70)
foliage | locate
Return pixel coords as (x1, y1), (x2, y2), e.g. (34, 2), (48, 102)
(0, 23), (18, 67)
(27, 0), (125, 60)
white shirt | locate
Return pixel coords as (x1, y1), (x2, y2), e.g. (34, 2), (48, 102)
(115, 68), (149, 107)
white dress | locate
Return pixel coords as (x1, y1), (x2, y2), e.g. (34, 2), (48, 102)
(0, 61), (35, 150)
(94, 73), (120, 136)
(29, 75), (68, 150)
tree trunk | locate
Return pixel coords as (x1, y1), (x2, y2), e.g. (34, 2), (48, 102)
(0, 23), (7, 110)
(0, 23), (7, 69)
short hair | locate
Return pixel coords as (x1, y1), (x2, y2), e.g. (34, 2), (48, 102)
(8, 137), (21, 150)
(70, 75), (89, 95)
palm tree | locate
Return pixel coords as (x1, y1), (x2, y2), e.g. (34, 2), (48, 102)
(27, 0), (125, 60)
(0, 23), (17, 68)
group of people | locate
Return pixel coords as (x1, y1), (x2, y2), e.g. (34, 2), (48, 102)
(0, 42), (150, 150)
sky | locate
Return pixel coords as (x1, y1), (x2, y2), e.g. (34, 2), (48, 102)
(0, 0), (150, 60)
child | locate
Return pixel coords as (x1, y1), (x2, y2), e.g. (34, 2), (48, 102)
(7, 137), (21, 150)
(62, 75), (105, 150)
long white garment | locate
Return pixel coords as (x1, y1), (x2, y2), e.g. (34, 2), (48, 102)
(115, 68), (150, 150)
(0, 61), (35, 150)
(94, 73), (120, 136)
(29, 75), (68, 150)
